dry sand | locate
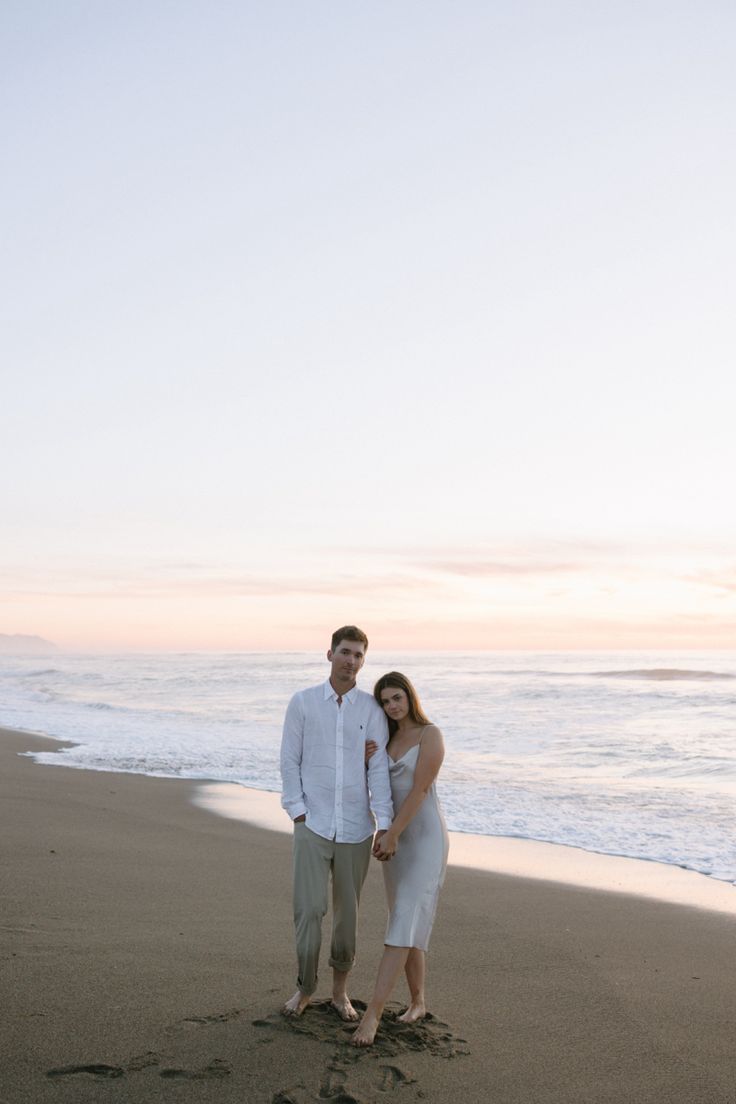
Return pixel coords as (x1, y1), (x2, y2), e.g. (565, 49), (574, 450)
(2, 726), (734, 1104)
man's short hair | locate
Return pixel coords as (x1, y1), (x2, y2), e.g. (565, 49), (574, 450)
(331, 625), (369, 652)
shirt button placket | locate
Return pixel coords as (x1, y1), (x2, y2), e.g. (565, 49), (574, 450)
(335, 697), (344, 840)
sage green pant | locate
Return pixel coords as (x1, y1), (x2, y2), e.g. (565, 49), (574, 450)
(292, 823), (373, 996)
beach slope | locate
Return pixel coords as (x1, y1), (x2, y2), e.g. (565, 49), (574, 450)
(1, 727), (734, 1103)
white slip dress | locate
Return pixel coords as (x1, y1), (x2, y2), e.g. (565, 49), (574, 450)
(382, 741), (449, 951)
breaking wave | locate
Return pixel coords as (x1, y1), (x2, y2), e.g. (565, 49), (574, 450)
(591, 669), (735, 681)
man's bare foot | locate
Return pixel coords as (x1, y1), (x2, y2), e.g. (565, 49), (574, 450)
(282, 989), (311, 1017)
(351, 1009), (380, 1046)
(398, 1001), (426, 1023)
(330, 995), (359, 1021)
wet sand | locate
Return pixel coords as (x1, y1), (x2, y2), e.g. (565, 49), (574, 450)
(195, 781), (736, 915)
(2, 726), (735, 1103)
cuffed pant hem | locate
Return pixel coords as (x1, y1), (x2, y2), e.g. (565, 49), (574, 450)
(328, 957), (354, 973)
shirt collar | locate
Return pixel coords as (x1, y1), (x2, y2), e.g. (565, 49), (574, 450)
(323, 680), (358, 704)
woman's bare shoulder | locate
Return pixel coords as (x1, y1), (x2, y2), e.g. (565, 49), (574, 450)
(421, 723), (444, 742)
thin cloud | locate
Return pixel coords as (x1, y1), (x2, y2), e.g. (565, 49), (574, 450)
(684, 569), (736, 594)
(0, 569), (431, 601)
(428, 559), (580, 578)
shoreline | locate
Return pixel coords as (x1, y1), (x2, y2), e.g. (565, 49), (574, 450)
(194, 780), (736, 916)
(13, 723), (735, 915)
(3, 724), (735, 1103)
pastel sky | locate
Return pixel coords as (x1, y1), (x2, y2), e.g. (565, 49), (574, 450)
(3, 2), (735, 651)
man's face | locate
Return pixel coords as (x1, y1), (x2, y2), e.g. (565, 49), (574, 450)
(327, 639), (366, 689)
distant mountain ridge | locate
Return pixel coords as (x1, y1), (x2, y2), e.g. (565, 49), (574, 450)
(0, 633), (57, 653)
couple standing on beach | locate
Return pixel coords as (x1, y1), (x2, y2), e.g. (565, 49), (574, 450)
(280, 625), (449, 1047)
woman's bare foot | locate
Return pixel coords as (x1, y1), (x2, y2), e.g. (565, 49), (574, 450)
(398, 1001), (426, 1023)
(282, 989), (311, 1016)
(351, 1009), (380, 1046)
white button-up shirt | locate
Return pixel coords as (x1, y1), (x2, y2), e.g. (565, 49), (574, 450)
(280, 680), (394, 842)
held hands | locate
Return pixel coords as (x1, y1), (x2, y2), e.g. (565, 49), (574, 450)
(372, 829), (397, 861)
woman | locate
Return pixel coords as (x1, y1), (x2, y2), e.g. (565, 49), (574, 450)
(351, 672), (449, 1046)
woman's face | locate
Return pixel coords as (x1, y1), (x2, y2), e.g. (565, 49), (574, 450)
(380, 685), (410, 724)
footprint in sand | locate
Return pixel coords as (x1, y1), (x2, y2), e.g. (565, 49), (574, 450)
(47, 1063), (125, 1080)
(127, 1051), (162, 1071)
(379, 1064), (416, 1091)
(159, 1058), (231, 1080)
(319, 1065), (372, 1100)
(47, 1051), (233, 1084)
(320, 1095), (364, 1103)
(271, 1088), (309, 1104)
(178, 1008), (245, 1027)
(320, 1066), (348, 1095)
(370, 1012), (470, 1059)
(262, 1000), (468, 1101)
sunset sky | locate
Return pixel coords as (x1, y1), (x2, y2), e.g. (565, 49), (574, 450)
(3, 2), (735, 650)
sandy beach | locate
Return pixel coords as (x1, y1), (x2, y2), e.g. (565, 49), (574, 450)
(2, 726), (735, 1104)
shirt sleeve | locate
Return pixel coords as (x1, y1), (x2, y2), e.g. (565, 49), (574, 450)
(365, 702), (394, 830)
(280, 692), (307, 821)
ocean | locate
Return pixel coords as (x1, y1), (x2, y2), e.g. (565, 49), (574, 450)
(2, 650), (734, 886)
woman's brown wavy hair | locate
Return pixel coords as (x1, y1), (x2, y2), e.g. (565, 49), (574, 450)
(373, 671), (431, 736)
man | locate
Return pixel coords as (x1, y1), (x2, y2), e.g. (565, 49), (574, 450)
(280, 625), (394, 1020)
